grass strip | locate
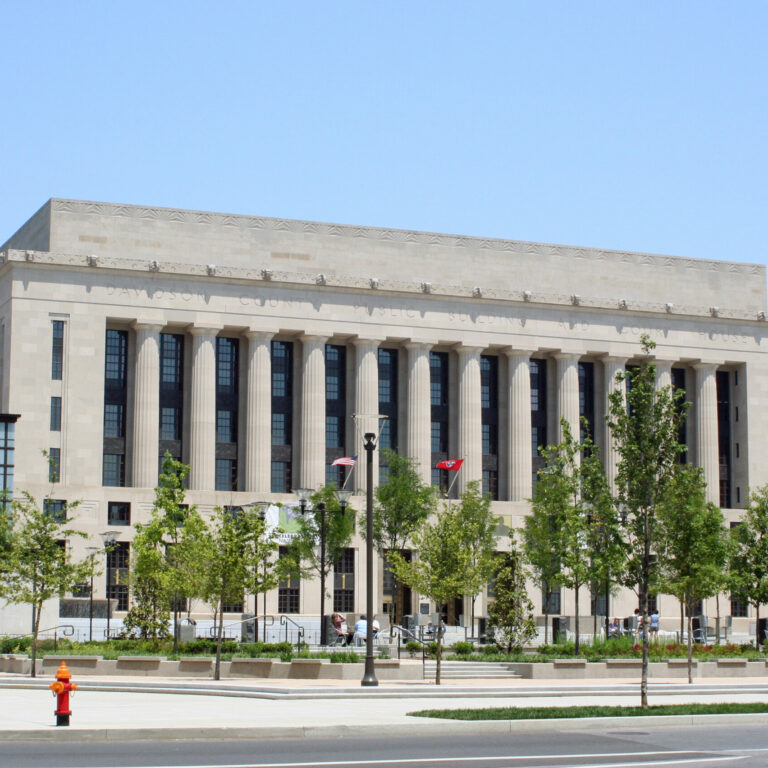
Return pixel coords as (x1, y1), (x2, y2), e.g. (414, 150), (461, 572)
(408, 702), (768, 720)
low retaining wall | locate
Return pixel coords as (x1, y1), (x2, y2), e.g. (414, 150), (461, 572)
(508, 658), (768, 679)
(0, 654), (422, 681)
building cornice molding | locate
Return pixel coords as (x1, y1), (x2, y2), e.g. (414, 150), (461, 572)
(1, 246), (765, 324)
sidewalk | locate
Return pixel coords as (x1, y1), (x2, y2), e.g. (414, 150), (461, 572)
(2, 673), (768, 741)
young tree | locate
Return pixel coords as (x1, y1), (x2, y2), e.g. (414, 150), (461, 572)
(729, 484), (768, 648)
(487, 539), (536, 652)
(201, 505), (278, 680)
(388, 500), (472, 685)
(607, 335), (688, 708)
(1, 493), (90, 676)
(657, 464), (728, 683)
(370, 450), (436, 633)
(282, 485), (356, 644)
(456, 480), (498, 631)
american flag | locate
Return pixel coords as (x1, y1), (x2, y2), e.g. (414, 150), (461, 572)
(332, 455), (357, 467)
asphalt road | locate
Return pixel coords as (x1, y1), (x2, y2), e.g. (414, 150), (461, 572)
(2, 725), (767, 768)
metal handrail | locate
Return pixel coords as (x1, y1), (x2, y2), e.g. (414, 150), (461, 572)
(3, 624), (75, 653)
(279, 615), (306, 650)
(390, 625), (427, 673)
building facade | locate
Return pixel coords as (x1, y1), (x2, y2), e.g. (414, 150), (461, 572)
(1, 198), (766, 638)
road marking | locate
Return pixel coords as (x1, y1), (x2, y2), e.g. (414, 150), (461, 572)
(31, 750), (742, 768)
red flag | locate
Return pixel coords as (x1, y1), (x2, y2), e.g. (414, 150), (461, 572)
(436, 459), (464, 471)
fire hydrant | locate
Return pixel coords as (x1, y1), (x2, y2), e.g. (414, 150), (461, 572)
(49, 662), (77, 726)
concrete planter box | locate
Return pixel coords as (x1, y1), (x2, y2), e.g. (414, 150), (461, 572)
(229, 658), (277, 678)
(116, 656), (165, 673)
(178, 657), (213, 675)
(41, 655), (101, 670)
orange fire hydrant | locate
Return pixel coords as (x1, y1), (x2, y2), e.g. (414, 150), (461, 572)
(49, 662), (77, 726)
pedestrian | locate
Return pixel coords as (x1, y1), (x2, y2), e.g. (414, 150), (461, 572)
(649, 609), (660, 639)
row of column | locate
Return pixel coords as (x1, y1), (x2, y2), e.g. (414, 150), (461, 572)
(130, 324), (722, 504)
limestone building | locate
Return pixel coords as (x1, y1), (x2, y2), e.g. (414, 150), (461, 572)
(1, 198), (766, 639)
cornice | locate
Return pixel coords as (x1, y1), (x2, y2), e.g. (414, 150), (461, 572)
(0, 246), (765, 324)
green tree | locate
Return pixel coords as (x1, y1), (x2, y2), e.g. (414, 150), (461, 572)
(282, 485), (356, 644)
(657, 464), (728, 683)
(371, 450), (436, 633)
(455, 480), (498, 630)
(729, 484), (768, 648)
(487, 539), (536, 652)
(388, 500), (472, 685)
(607, 335), (688, 708)
(201, 505), (278, 679)
(1, 493), (90, 677)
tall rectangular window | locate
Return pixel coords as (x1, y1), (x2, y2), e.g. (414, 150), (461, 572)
(430, 352), (449, 493)
(325, 344), (347, 487)
(48, 448), (60, 483)
(159, 334), (184, 461)
(717, 370), (731, 508)
(278, 546), (300, 613)
(107, 541), (130, 611)
(672, 368), (687, 463)
(271, 341), (293, 493)
(51, 320), (64, 380)
(333, 548), (355, 613)
(0, 418), (16, 509)
(215, 337), (239, 491)
(578, 362), (595, 445)
(530, 359), (547, 489)
(50, 397), (62, 431)
(103, 329), (128, 487)
(378, 348), (399, 483)
(481, 355), (498, 499)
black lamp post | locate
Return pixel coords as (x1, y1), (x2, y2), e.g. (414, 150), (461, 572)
(85, 546), (99, 643)
(293, 489), (351, 646)
(362, 432), (378, 686)
(100, 531), (119, 640)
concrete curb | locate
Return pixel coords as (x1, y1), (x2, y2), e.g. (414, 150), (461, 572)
(4, 712), (768, 742)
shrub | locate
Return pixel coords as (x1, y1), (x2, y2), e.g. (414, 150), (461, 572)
(181, 638), (237, 655)
(328, 651), (360, 663)
(405, 640), (422, 655)
(451, 641), (474, 655)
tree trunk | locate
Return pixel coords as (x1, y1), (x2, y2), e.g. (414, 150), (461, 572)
(715, 593), (721, 646)
(544, 604), (549, 645)
(435, 627), (442, 685)
(574, 580), (580, 654)
(686, 599), (693, 685)
(31, 599), (42, 679)
(214, 598), (224, 681)
(756, 604), (761, 649)
(680, 600), (684, 641)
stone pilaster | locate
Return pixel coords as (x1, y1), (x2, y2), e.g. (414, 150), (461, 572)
(555, 353), (581, 447)
(602, 356), (627, 494)
(188, 326), (219, 491)
(299, 335), (328, 491)
(244, 331), (274, 493)
(506, 349), (533, 502)
(132, 322), (162, 488)
(353, 338), (381, 494)
(406, 341), (433, 485)
(695, 362), (720, 505)
(655, 359), (673, 391)
(456, 346), (483, 494)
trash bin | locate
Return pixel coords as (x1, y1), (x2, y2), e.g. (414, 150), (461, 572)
(241, 613), (256, 643)
(177, 619), (196, 643)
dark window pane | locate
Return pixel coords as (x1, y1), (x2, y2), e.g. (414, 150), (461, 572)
(215, 458), (237, 491)
(50, 397), (62, 431)
(48, 448), (60, 482)
(44, 498), (66, 522)
(107, 502), (131, 526)
(52, 321), (64, 380)
(103, 454), (125, 487)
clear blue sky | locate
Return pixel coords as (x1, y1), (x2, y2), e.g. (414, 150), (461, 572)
(2, 2), (766, 265)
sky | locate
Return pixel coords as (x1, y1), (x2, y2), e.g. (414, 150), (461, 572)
(1, 2), (767, 265)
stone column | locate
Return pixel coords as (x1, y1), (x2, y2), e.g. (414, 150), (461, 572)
(555, 353), (581, 446)
(188, 326), (218, 491)
(299, 335), (328, 491)
(353, 338), (381, 494)
(655, 359), (673, 391)
(244, 331), (273, 493)
(406, 341), (433, 485)
(602, 356), (626, 494)
(456, 346), (483, 494)
(506, 349), (533, 502)
(132, 322), (162, 488)
(695, 362), (720, 505)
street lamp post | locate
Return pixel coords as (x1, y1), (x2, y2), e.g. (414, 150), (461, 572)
(362, 432), (378, 687)
(100, 531), (119, 640)
(85, 546), (99, 643)
(293, 489), (351, 646)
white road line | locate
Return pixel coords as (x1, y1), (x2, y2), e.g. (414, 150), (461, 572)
(25, 750), (742, 768)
